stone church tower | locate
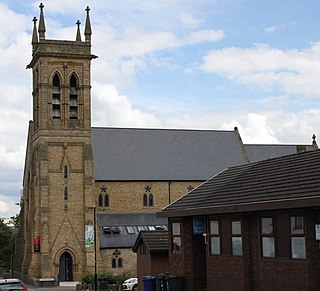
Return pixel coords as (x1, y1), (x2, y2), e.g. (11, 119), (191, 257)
(17, 4), (97, 282)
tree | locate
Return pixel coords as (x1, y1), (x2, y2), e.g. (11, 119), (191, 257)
(0, 218), (15, 270)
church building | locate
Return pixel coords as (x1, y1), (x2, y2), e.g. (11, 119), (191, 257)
(13, 4), (317, 285)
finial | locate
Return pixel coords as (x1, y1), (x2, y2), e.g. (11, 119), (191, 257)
(32, 17), (38, 44)
(76, 20), (82, 42)
(38, 3), (46, 40)
(312, 134), (318, 150)
(84, 6), (92, 43)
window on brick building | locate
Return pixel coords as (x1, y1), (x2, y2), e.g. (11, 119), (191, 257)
(209, 219), (220, 255)
(232, 220), (242, 256)
(172, 222), (181, 252)
(260, 213), (306, 259)
(290, 215), (305, 259)
(261, 217), (275, 257)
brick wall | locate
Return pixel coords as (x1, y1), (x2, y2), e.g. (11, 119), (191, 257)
(168, 209), (320, 291)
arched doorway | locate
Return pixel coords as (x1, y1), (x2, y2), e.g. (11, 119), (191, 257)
(59, 251), (73, 281)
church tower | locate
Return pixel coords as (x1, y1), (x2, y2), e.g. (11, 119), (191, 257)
(19, 3), (97, 282)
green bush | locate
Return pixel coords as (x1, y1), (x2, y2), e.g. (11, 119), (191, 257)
(81, 272), (94, 284)
(98, 271), (133, 284)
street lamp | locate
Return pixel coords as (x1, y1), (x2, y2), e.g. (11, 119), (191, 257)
(86, 206), (97, 291)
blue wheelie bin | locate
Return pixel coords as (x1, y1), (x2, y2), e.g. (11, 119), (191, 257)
(143, 276), (156, 291)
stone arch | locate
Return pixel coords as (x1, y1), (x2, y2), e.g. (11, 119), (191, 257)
(54, 247), (79, 281)
(67, 70), (80, 85)
(50, 70), (63, 84)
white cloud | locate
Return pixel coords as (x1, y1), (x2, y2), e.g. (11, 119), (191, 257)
(0, 200), (9, 213)
(222, 113), (279, 143)
(183, 29), (224, 44)
(264, 26), (278, 33)
(201, 43), (320, 96)
(92, 82), (162, 128)
(178, 11), (202, 29)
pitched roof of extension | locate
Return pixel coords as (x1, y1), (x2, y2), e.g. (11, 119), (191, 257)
(98, 212), (167, 249)
(158, 149), (320, 217)
(132, 230), (168, 253)
(91, 127), (315, 181)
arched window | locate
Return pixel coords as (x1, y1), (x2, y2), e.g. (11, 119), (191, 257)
(118, 258), (123, 268)
(112, 258), (116, 268)
(64, 187), (68, 200)
(104, 194), (109, 208)
(143, 194), (148, 207)
(149, 193), (154, 207)
(52, 73), (61, 119)
(64, 165), (68, 179)
(69, 74), (78, 119)
(98, 194), (103, 207)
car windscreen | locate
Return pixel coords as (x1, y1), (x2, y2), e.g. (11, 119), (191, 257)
(0, 282), (25, 290)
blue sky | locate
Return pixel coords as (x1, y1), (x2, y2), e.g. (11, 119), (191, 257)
(0, 0), (319, 217)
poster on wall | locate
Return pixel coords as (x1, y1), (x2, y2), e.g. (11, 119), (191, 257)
(193, 216), (205, 234)
(33, 236), (40, 252)
(85, 224), (94, 248)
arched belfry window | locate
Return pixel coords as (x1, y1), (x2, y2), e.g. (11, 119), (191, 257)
(69, 74), (78, 119)
(52, 73), (61, 119)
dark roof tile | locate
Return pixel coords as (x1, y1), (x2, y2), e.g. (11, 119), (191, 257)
(159, 150), (320, 217)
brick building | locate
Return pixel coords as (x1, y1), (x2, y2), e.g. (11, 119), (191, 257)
(159, 149), (320, 291)
(13, 3), (318, 285)
(133, 230), (169, 290)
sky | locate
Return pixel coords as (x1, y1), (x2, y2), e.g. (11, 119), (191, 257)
(0, 0), (319, 218)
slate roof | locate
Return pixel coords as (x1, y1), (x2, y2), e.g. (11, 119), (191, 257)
(132, 230), (168, 253)
(159, 149), (320, 217)
(98, 212), (167, 249)
(91, 127), (247, 181)
(91, 127), (314, 181)
(245, 144), (314, 162)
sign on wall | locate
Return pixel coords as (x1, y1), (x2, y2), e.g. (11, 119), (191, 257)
(85, 224), (94, 248)
(33, 236), (40, 252)
(193, 216), (205, 234)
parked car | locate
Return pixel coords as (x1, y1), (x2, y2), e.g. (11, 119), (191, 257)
(122, 277), (138, 291)
(0, 278), (28, 290)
